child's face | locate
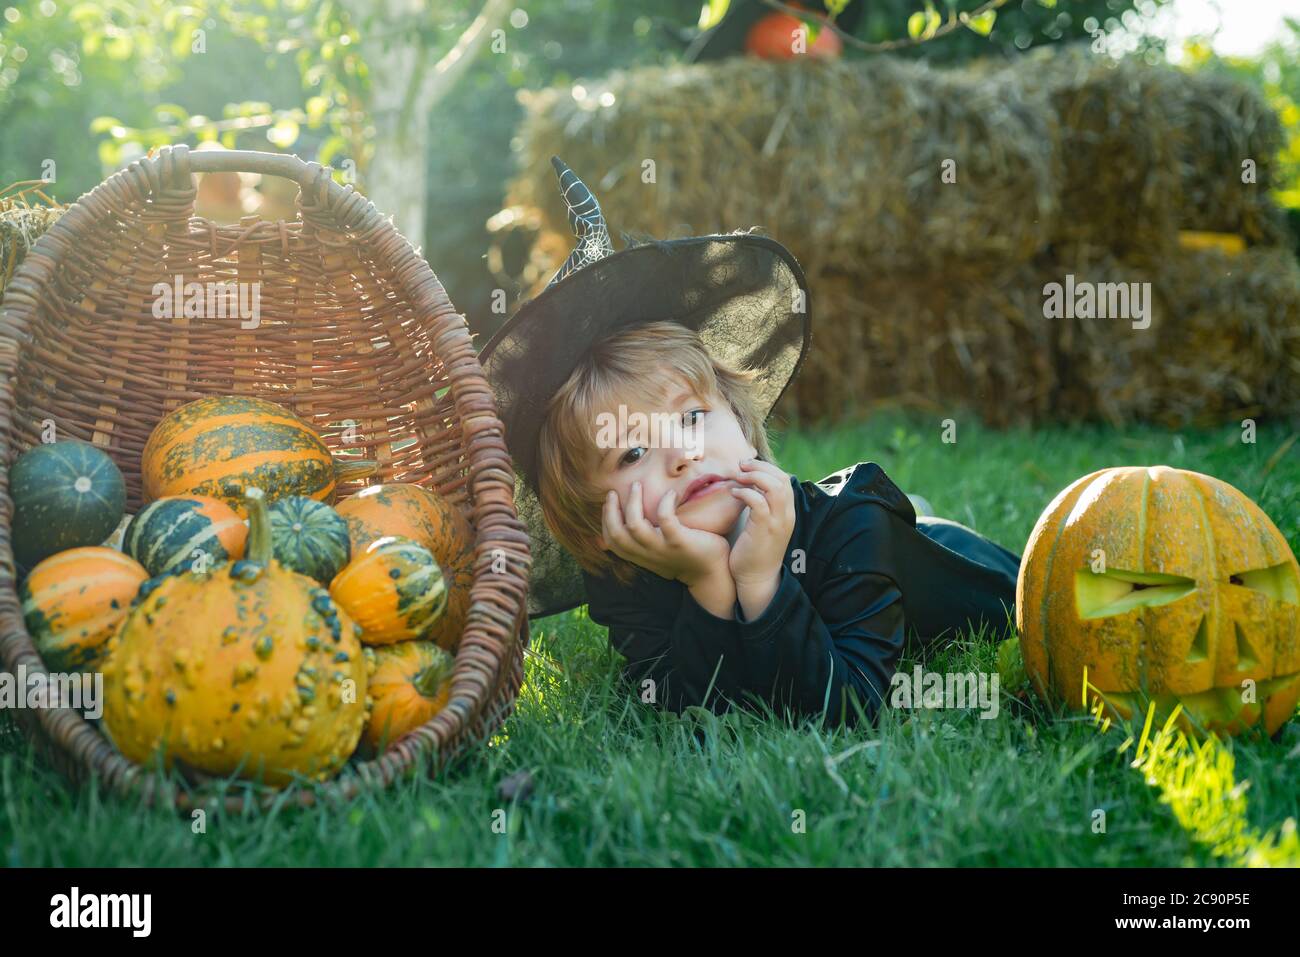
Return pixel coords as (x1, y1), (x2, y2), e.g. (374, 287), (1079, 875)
(589, 378), (757, 542)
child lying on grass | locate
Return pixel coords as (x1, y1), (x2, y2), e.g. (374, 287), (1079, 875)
(476, 157), (1020, 726)
(535, 320), (1021, 727)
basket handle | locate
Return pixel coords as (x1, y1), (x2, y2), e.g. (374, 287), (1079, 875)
(144, 144), (357, 214)
(183, 146), (318, 184)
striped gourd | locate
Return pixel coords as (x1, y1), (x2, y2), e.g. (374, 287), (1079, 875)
(20, 547), (149, 671)
(329, 536), (448, 645)
(124, 495), (248, 577)
(335, 483), (474, 651)
(268, 496), (351, 584)
(140, 395), (376, 514)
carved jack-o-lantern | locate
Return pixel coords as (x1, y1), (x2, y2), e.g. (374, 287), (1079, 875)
(1017, 466), (1300, 737)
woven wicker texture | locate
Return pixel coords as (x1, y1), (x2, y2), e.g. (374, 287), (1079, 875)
(0, 145), (531, 811)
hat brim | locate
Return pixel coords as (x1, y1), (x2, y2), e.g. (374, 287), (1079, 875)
(478, 232), (812, 620)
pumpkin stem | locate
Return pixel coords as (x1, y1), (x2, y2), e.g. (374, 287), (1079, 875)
(412, 649), (454, 700)
(244, 487), (273, 565)
(332, 456), (379, 483)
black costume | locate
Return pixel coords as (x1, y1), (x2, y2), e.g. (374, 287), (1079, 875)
(584, 462), (1020, 727)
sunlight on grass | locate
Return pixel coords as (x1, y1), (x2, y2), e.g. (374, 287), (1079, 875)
(1085, 677), (1300, 867)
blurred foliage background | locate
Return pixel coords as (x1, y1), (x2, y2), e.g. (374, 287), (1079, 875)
(0, 0), (1294, 324)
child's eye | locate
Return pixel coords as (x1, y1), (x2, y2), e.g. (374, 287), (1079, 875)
(682, 409), (705, 427)
(619, 447), (645, 467)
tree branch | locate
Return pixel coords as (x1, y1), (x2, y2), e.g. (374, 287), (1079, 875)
(400, 0), (512, 126)
(755, 0), (1013, 53)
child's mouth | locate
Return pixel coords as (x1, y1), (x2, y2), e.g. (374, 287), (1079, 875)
(681, 476), (732, 505)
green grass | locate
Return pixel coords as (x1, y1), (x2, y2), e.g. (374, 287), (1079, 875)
(2, 408), (1298, 866)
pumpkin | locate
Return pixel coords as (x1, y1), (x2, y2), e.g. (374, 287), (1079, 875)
(12, 440), (126, 570)
(329, 536), (448, 646)
(1017, 466), (1300, 738)
(20, 547), (149, 671)
(335, 483), (474, 650)
(140, 395), (377, 514)
(744, 10), (842, 59)
(123, 495), (247, 577)
(268, 496), (351, 584)
(362, 640), (454, 755)
(101, 486), (371, 786)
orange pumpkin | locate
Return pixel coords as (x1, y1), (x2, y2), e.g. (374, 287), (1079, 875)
(141, 395), (376, 514)
(1017, 466), (1300, 738)
(20, 547), (149, 671)
(362, 640), (454, 755)
(329, 536), (448, 646)
(745, 9), (842, 59)
(334, 483), (474, 650)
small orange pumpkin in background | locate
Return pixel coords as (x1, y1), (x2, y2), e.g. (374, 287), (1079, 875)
(745, 9), (843, 60)
(1017, 466), (1300, 738)
(334, 483), (474, 651)
(362, 640), (454, 755)
(20, 547), (149, 671)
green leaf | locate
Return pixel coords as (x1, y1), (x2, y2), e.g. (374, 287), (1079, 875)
(266, 118), (300, 148)
(923, 5), (942, 39)
(89, 116), (124, 135)
(964, 9), (996, 36)
(698, 0), (731, 31)
(907, 11), (926, 39)
(154, 102), (191, 124)
(318, 134), (348, 167)
(1038, 0), (1057, 7)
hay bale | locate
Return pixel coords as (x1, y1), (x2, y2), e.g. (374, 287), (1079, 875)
(1015, 46), (1291, 256)
(1031, 242), (1300, 428)
(1033, 243), (1164, 427)
(783, 265), (1056, 428)
(507, 55), (1059, 280)
(1015, 49), (1183, 261)
(1166, 70), (1291, 246)
(0, 193), (65, 300)
(1143, 246), (1300, 425)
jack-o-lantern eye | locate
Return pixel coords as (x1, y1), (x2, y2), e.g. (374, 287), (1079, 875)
(1075, 569), (1196, 619)
(1228, 563), (1300, 604)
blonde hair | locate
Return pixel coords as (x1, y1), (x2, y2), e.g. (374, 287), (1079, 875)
(537, 321), (775, 587)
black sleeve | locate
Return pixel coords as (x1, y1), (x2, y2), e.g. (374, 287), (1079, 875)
(730, 559), (905, 729)
(585, 573), (752, 718)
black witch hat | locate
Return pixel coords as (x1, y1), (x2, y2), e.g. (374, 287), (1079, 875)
(477, 157), (812, 620)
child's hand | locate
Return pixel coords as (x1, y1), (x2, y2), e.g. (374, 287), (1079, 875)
(728, 459), (796, 587)
(598, 481), (731, 587)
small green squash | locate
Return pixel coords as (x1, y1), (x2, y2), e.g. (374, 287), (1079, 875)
(124, 495), (248, 577)
(12, 440), (126, 570)
(268, 496), (351, 584)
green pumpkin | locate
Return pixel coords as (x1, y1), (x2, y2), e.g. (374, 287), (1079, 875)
(12, 440), (126, 570)
(268, 496), (351, 584)
(124, 495), (248, 577)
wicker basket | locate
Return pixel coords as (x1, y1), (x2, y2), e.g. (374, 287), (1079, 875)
(0, 145), (531, 811)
